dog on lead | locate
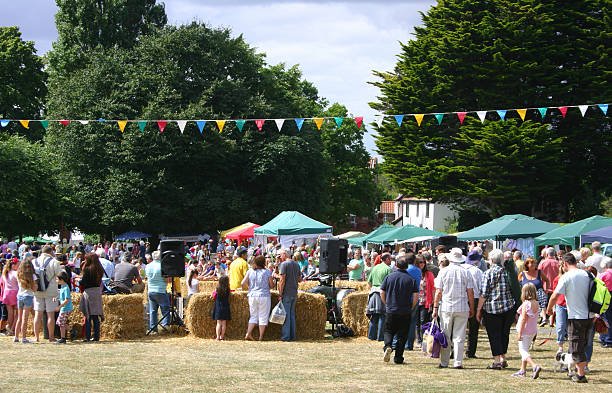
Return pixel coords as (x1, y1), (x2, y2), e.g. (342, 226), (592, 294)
(554, 352), (577, 374)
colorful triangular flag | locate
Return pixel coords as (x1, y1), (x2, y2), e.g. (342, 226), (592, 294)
(196, 120), (206, 133)
(0, 120), (9, 127)
(235, 120), (245, 132)
(516, 109), (527, 121)
(295, 118), (304, 131)
(274, 119), (284, 131)
(98, 118), (106, 122)
(538, 107), (547, 118)
(394, 115), (404, 127)
(255, 119), (265, 131)
(497, 110), (507, 120)
(578, 105), (588, 117)
(177, 120), (187, 133)
(558, 106), (568, 118)
(117, 121), (127, 133)
(157, 121), (167, 133)
(78, 120), (89, 125)
(355, 116), (363, 129)
(476, 111), (487, 123)
(334, 117), (344, 127)
(216, 120), (226, 133)
(138, 121), (147, 132)
(40, 120), (49, 129)
(457, 112), (467, 124)
(19, 120), (29, 129)
(414, 114), (424, 126)
(59, 120), (70, 126)
(598, 104), (608, 115)
(314, 118), (324, 130)
(434, 114), (444, 125)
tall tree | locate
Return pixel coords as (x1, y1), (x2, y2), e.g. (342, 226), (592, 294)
(371, 0), (611, 221)
(0, 27), (47, 140)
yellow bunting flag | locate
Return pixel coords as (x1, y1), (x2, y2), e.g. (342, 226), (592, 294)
(117, 121), (127, 133)
(314, 118), (324, 130)
(216, 120), (226, 133)
(414, 114), (424, 126)
(516, 109), (527, 121)
(19, 120), (29, 129)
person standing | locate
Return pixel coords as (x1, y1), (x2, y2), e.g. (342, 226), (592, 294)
(32, 246), (62, 342)
(585, 241), (605, 274)
(278, 248), (301, 341)
(432, 248), (474, 369)
(464, 250), (483, 358)
(228, 247), (249, 291)
(347, 248), (364, 281)
(367, 252), (392, 341)
(79, 253), (105, 341)
(404, 253), (422, 351)
(598, 259), (612, 348)
(242, 256), (274, 341)
(381, 255), (418, 364)
(145, 251), (170, 333)
(415, 254), (436, 348)
(547, 253), (593, 383)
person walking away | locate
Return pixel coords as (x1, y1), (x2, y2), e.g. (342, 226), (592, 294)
(33, 246), (62, 342)
(512, 283), (542, 378)
(553, 260), (569, 354)
(432, 248), (474, 369)
(464, 250), (483, 358)
(586, 241), (605, 274)
(546, 253), (592, 383)
(79, 253), (105, 341)
(14, 257), (37, 343)
(53, 270), (73, 344)
(404, 253), (422, 351)
(367, 252), (392, 341)
(242, 256), (274, 341)
(212, 275), (231, 340)
(278, 248), (302, 341)
(145, 251), (171, 333)
(380, 255), (418, 364)
(415, 254), (436, 348)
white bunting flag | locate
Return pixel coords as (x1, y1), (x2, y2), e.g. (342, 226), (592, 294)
(177, 120), (187, 133)
(578, 105), (588, 117)
(274, 119), (285, 131)
(476, 111), (487, 123)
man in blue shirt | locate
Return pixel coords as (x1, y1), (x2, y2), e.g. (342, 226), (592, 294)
(403, 253), (421, 351)
(380, 255), (418, 364)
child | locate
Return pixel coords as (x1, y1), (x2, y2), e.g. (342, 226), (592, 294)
(1, 258), (19, 335)
(513, 282), (541, 378)
(186, 267), (201, 303)
(54, 270), (73, 344)
(14, 257), (37, 344)
(211, 275), (231, 341)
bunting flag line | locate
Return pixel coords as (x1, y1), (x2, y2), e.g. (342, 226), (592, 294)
(457, 112), (467, 125)
(394, 114), (404, 127)
(558, 106), (568, 118)
(59, 120), (70, 126)
(579, 105), (588, 117)
(19, 120), (29, 129)
(538, 107), (547, 118)
(157, 121), (167, 133)
(40, 120), (49, 130)
(79, 120), (89, 125)
(599, 104), (608, 115)
(295, 118), (304, 131)
(117, 120), (127, 133)
(434, 114), (444, 125)
(355, 116), (363, 129)
(334, 117), (344, 128)
(314, 118), (324, 130)
(476, 111), (486, 123)
(497, 110), (507, 120)
(0, 120), (9, 127)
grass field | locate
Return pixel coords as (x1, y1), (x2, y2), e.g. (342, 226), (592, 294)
(1, 329), (611, 392)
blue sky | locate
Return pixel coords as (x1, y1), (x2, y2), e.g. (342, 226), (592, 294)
(1, 0), (436, 157)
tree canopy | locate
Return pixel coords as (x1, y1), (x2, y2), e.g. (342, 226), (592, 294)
(371, 0), (611, 222)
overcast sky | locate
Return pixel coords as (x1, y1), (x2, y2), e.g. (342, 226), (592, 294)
(1, 0), (436, 157)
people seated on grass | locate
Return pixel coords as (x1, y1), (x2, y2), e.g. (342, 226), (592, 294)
(242, 256), (274, 341)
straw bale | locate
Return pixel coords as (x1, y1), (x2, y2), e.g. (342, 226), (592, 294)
(181, 277), (219, 295)
(298, 281), (319, 291)
(185, 290), (326, 340)
(299, 279), (368, 292)
(341, 292), (370, 336)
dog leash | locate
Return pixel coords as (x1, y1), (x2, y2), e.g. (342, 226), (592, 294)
(538, 326), (553, 346)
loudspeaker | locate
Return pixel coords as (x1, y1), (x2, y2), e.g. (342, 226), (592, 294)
(431, 235), (457, 250)
(160, 240), (185, 277)
(319, 238), (348, 274)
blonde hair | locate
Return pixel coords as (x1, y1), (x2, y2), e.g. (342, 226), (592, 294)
(17, 257), (36, 291)
(293, 252), (303, 262)
(558, 260), (565, 277)
(580, 247), (591, 259)
(523, 257), (536, 272)
(521, 282), (537, 302)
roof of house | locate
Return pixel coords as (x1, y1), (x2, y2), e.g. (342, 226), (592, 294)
(380, 201), (395, 214)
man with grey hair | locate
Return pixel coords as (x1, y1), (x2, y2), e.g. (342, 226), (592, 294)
(586, 241), (604, 274)
(539, 247), (559, 299)
(278, 247), (301, 341)
(513, 250), (524, 272)
(114, 252), (143, 290)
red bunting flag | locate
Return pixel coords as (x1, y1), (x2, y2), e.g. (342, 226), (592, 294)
(59, 120), (70, 126)
(558, 106), (568, 118)
(354, 116), (363, 129)
(255, 119), (265, 131)
(157, 121), (167, 133)
(457, 112), (467, 124)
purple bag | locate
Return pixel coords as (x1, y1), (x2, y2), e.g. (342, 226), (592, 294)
(430, 340), (441, 358)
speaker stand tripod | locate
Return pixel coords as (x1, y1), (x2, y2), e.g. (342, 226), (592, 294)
(327, 273), (339, 337)
(146, 279), (188, 335)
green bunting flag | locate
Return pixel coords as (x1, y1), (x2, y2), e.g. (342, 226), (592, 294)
(40, 120), (49, 129)
(538, 107), (547, 118)
(434, 114), (444, 125)
(138, 121), (147, 132)
(334, 117), (344, 127)
(235, 120), (246, 132)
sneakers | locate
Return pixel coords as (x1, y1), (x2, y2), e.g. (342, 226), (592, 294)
(532, 365), (541, 379)
(13, 337), (19, 343)
(21, 338), (32, 344)
(571, 374), (588, 383)
(383, 347), (393, 363)
(584, 366), (590, 374)
(54, 338), (67, 344)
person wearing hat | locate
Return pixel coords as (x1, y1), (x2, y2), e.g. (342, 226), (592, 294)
(229, 247), (249, 291)
(432, 248), (474, 369)
(464, 249), (484, 358)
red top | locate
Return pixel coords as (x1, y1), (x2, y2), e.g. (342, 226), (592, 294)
(373, 255), (382, 266)
(538, 258), (559, 293)
(552, 275), (566, 307)
(423, 270), (436, 309)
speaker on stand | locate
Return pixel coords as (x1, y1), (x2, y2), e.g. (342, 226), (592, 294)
(319, 238), (348, 337)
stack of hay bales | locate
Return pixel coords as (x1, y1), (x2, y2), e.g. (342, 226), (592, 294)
(185, 290), (326, 340)
(339, 291), (370, 336)
(180, 277), (219, 296)
(299, 280), (369, 292)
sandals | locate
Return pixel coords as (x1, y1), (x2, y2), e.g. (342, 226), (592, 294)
(512, 370), (526, 377)
(487, 362), (502, 370)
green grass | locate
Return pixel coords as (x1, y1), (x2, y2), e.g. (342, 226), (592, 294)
(1, 330), (611, 392)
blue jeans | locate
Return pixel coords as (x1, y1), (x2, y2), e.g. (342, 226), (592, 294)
(148, 292), (170, 331)
(368, 313), (385, 341)
(281, 296), (297, 341)
(602, 301), (612, 345)
(555, 305), (568, 345)
(405, 305), (418, 349)
(586, 325), (595, 362)
(84, 315), (100, 340)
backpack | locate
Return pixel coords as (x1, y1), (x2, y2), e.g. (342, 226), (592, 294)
(587, 272), (611, 315)
(33, 257), (53, 292)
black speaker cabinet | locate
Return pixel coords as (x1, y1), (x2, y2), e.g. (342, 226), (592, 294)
(431, 235), (457, 250)
(319, 238), (348, 274)
(160, 240), (185, 277)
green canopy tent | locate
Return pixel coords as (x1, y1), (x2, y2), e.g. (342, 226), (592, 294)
(253, 211), (333, 248)
(353, 223), (396, 247)
(367, 224), (446, 245)
(457, 214), (559, 241)
(534, 215), (612, 250)
(348, 236), (366, 246)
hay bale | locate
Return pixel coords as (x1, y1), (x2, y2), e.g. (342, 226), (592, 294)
(185, 290), (326, 340)
(341, 292), (369, 337)
(299, 279), (368, 292)
(298, 281), (319, 291)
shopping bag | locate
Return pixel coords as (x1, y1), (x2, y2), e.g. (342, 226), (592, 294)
(424, 322), (435, 355)
(269, 301), (287, 325)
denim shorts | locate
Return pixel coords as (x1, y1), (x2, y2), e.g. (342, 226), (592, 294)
(17, 294), (34, 309)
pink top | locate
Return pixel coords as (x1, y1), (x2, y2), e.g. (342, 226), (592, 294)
(598, 270), (612, 292)
(538, 258), (558, 292)
(2, 271), (19, 291)
(517, 300), (539, 336)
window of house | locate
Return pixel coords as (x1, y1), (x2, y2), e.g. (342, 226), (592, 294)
(405, 202), (409, 217)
